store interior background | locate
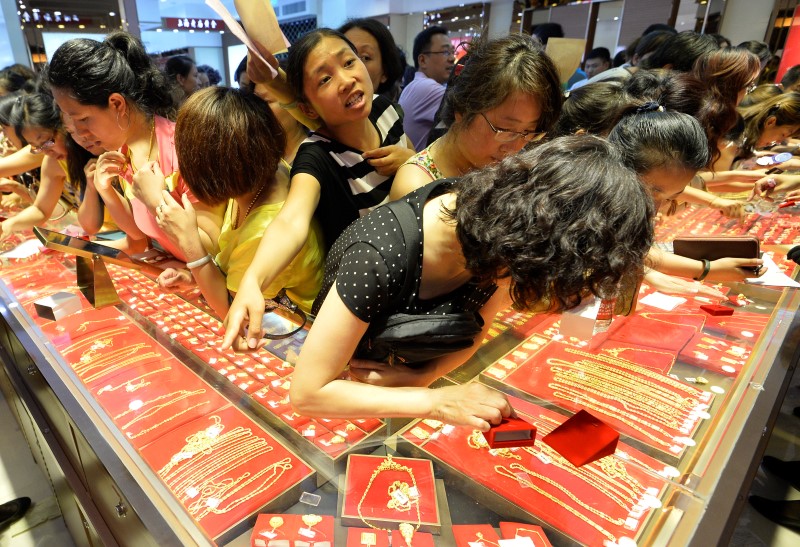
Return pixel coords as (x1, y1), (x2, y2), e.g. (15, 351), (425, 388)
(0, 0), (787, 93)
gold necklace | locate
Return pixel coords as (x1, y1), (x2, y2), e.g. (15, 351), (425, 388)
(234, 183), (267, 230)
(127, 401), (211, 439)
(357, 455), (420, 534)
(127, 120), (156, 174)
(494, 464), (617, 542)
(96, 366), (172, 395)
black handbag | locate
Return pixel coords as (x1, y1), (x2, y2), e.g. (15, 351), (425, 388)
(354, 198), (484, 366)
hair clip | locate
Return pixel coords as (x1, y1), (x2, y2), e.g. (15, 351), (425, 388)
(636, 101), (664, 113)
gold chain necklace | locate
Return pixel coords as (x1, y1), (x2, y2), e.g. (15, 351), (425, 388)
(127, 120), (155, 174)
(357, 455), (420, 535)
(233, 183), (267, 230)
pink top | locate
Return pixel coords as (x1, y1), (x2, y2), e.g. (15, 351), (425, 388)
(119, 116), (198, 261)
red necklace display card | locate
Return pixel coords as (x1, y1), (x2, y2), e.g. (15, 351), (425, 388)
(402, 398), (670, 547)
(497, 341), (712, 455)
(702, 311), (770, 339)
(252, 513), (294, 547)
(342, 454), (440, 533)
(499, 522), (553, 546)
(606, 313), (704, 352)
(345, 527), (390, 547)
(678, 333), (751, 377)
(37, 306), (129, 346)
(139, 405), (314, 541)
(452, 524), (501, 547)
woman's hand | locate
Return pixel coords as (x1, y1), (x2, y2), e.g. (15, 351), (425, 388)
(95, 151), (127, 192)
(154, 188), (200, 252)
(643, 269), (725, 298)
(222, 276), (268, 350)
(0, 178), (25, 194)
(750, 173), (800, 201)
(429, 383), (513, 431)
(132, 161), (167, 210)
(246, 40), (281, 86)
(0, 219), (11, 241)
(83, 158), (98, 188)
(707, 257), (765, 282)
(362, 145), (416, 177)
(157, 268), (194, 291)
(709, 196), (746, 220)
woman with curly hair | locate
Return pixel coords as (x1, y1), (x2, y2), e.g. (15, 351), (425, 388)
(289, 135), (654, 428)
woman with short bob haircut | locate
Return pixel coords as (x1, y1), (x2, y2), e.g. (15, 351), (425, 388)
(290, 135), (654, 428)
(154, 86), (324, 316)
(390, 33), (562, 199)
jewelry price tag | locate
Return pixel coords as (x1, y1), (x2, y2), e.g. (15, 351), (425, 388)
(514, 471), (532, 489)
(534, 452), (552, 465)
(392, 488), (410, 506)
(298, 527), (316, 539)
(299, 492), (321, 506)
(502, 538), (535, 547)
(408, 486), (420, 499)
(259, 531), (277, 539)
(301, 428), (316, 437)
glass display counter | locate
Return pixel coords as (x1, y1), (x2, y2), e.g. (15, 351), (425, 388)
(0, 203), (798, 546)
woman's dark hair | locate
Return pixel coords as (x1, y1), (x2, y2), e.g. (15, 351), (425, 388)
(175, 86), (286, 205)
(553, 81), (628, 137)
(608, 111), (709, 176)
(65, 132), (98, 195)
(165, 55), (195, 81)
(287, 28), (358, 102)
(711, 34), (732, 48)
(738, 83), (783, 108)
(447, 135), (654, 311)
(197, 64), (221, 85)
(0, 93), (21, 126)
(0, 64), (36, 95)
(412, 25), (448, 69)
(633, 30), (673, 65)
(440, 33), (562, 135)
(692, 47), (761, 165)
(45, 31), (175, 118)
(623, 69), (706, 119)
(640, 31), (718, 72)
(12, 92), (61, 145)
(339, 18), (403, 95)
(738, 40), (772, 66)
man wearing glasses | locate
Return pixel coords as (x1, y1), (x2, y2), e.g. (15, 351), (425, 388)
(399, 26), (455, 150)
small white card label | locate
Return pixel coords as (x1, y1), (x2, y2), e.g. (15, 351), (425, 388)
(500, 538), (535, 547)
(298, 527), (316, 539)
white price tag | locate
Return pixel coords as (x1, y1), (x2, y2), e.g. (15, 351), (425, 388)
(298, 527), (316, 538)
(392, 489), (410, 506)
(500, 538), (535, 547)
(408, 486), (419, 499)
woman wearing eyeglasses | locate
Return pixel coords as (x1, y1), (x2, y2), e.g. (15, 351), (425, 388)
(389, 34), (562, 200)
(0, 92), (109, 241)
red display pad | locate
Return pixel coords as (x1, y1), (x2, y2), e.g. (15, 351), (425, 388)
(498, 341), (712, 455)
(703, 311), (770, 339)
(398, 397), (670, 546)
(593, 341), (675, 374)
(452, 524), (501, 546)
(654, 204), (800, 246)
(140, 406), (314, 541)
(606, 312), (704, 352)
(345, 527), (390, 547)
(542, 410), (618, 466)
(250, 513), (333, 546)
(678, 333), (751, 378)
(390, 528), (435, 547)
(699, 304), (734, 316)
(499, 522), (553, 546)
(342, 454), (440, 533)
(486, 416), (537, 448)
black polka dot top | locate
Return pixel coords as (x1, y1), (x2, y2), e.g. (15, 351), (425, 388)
(312, 180), (496, 322)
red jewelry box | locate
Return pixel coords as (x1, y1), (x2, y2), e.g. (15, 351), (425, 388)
(341, 454), (441, 533)
(452, 524), (501, 547)
(390, 528), (435, 546)
(700, 304), (734, 316)
(250, 513), (333, 546)
(542, 410), (619, 467)
(486, 416), (537, 448)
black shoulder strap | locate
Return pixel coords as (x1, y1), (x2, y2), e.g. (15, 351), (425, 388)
(384, 198), (422, 311)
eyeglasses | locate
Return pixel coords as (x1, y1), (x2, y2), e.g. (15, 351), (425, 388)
(480, 113), (546, 143)
(29, 138), (56, 154)
(421, 49), (455, 57)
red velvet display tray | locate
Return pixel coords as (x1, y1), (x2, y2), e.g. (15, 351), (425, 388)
(140, 405), (314, 541)
(499, 522), (553, 546)
(678, 333), (752, 377)
(606, 312), (705, 353)
(654, 204), (800, 246)
(345, 527), (390, 547)
(494, 340), (712, 454)
(342, 454), (440, 533)
(399, 397), (670, 547)
(452, 524), (501, 546)
(702, 311), (770, 339)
